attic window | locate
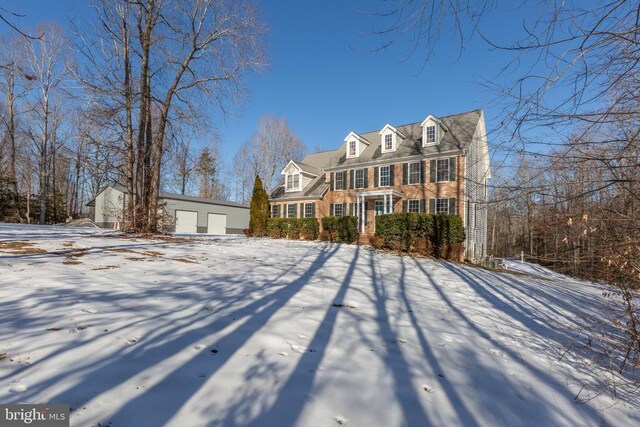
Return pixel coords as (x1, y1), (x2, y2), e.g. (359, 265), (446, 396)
(286, 173), (300, 191)
(349, 140), (357, 157)
(384, 134), (393, 151)
(425, 125), (437, 145)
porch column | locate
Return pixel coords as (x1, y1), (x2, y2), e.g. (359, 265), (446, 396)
(361, 197), (365, 233)
(388, 193), (393, 213)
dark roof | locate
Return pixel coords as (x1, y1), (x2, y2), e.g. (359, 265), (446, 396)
(87, 184), (248, 209)
(270, 109), (482, 201)
(291, 160), (321, 176)
(334, 109), (482, 168)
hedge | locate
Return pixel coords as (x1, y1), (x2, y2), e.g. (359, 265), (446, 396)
(320, 216), (359, 243)
(266, 217), (319, 240)
(375, 213), (465, 260)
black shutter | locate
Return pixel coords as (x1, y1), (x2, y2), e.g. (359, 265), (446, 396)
(430, 160), (436, 182)
(402, 200), (408, 212)
(429, 198), (436, 214)
(293, 203), (297, 218)
(311, 203), (316, 218)
(364, 169), (369, 188)
(350, 170), (354, 189)
(283, 204), (287, 218)
(374, 167), (379, 188)
(330, 203), (335, 216)
(403, 163), (408, 185)
(389, 164), (395, 186)
(349, 203), (354, 216)
(420, 199), (426, 213)
(449, 198), (456, 215)
(420, 161), (426, 183)
(331, 172), (335, 191)
(342, 171), (347, 190)
(300, 203), (304, 218)
(449, 158), (456, 181)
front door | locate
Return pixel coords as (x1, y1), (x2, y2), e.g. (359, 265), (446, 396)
(373, 200), (385, 234)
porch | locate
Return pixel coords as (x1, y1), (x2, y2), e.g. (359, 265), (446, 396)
(354, 189), (403, 238)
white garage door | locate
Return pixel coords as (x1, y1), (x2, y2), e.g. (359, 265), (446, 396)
(207, 213), (226, 234)
(175, 210), (198, 234)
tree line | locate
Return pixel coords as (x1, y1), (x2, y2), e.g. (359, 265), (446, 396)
(0, 0), (306, 230)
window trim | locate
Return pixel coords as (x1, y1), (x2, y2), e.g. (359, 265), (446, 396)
(381, 132), (395, 153)
(408, 162), (421, 185)
(436, 159), (450, 183)
(287, 204), (296, 218)
(379, 165), (390, 187)
(407, 199), (420, 213)
(348, 140), (357, 157)
(423, 124), (438, 145)
(304, 203), (314, 218)
(334, 171), (345, 191)
(436, 198), (449, 215)
(334, 203), (344, 217)
(285, 173), (301, 192)
(354, 169), (365, 189)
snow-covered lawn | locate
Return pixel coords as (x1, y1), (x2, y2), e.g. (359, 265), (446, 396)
(0, 224), (638, 426)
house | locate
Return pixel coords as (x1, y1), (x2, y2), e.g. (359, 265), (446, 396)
(87, 184), (249, 234)
(269, 109), (491, 261)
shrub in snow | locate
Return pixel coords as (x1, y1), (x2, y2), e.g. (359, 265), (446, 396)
(375, 213), (465, 260)
(321, 216), (359, 243)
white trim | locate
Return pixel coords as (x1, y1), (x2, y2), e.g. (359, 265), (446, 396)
(344, 131), (370, 159)
(324, 149), (462, 172)
(285, 173), (301, 192)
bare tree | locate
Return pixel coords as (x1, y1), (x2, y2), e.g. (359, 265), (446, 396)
(233, 115), (307, 201)
(24, 24), (68, 224)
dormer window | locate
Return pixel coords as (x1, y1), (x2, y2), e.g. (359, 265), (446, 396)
(345, 132), (369, 159)
(384, 134), (393, 151)
(286, 173), (300, 191)
(421, 115), (446, 146)
(349, 140), (357, 157)
(425, 125), (437, 144)
(379, 124), (405, 153)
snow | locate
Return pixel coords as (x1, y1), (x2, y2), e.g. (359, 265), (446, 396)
(0, 223), (638, 426)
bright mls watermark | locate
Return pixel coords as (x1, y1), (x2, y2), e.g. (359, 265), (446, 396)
(1, 405), (69, 426)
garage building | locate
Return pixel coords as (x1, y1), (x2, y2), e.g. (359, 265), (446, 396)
(87, 184), (249, 234)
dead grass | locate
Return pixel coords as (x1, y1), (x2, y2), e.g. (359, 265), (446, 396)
(106, 248), (139, 254)
(141, 250), (165, 257)
(173, 258), (198, 264)
(126, 257), (146, 262)
(92, 265), (120, 270)
(0, 241), (48, 255)
(62, 241), (76, 247)
(63, 258), (83, 265)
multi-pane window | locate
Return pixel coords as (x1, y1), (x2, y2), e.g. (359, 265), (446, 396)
(379, 165), (390, 186)
(426, 125), (436, 144)
(271, 204), (280, 218)
(436, 198), (449, 214)
(334, 203), (344, 217)
(304, 203), (314, 218)
(287, 204), (296, 218)
(436, 159), (449, 182)
(349, 140), (357, 157)
(287, 174), (300, 190)
(408, 199), (420, 213)
(335, 171), (344, 190)
(384, 134), (393, 151)
(408, 162), (421, 184)
(355, 169), (365, 188)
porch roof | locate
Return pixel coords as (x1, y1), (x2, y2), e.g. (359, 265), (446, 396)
(355, 189), (403, 198)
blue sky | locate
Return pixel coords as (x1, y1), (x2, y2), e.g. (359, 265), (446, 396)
(4, 0), (537, 163)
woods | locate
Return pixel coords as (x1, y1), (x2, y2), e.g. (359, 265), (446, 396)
(0, 0), (267, 230)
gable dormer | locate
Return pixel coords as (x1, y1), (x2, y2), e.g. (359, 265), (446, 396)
(379, 124), (406, 153)
(421, 115), (447, 146)
(344, 132), (369, 159)
(281, 160), (319, 192)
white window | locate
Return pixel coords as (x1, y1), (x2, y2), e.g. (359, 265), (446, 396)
(334, 203), (344, 217)
(425, 125), (437, 144)
(286, 174), (300, 191)
(379, 165), (390, 186)
(408, 162), (421, 184)
(335, 171), (344, 190)
(436, 159), (449, 182)
(287, 204), (296, 218)
(304, 203), (314, 218)
(436, 198), (449, 214)
(349, 140), (357, 157)
(408, 199), (420, 213)
(271, 205), (280, 218)
(384, 134), (393, 151)
(355, 169), (365, 189)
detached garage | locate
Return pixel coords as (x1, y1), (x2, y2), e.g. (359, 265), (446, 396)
(88, 185), (249, 234)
